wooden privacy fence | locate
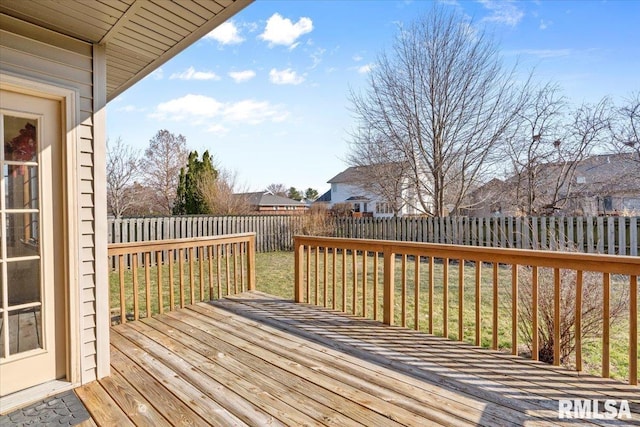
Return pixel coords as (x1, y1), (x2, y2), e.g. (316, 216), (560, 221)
(109, 215), (302, 253)
(294, 235), (639, 385)
(335, 216), (640, 255)
(109, 233), (256, 324)
(109, 215), (640, 255)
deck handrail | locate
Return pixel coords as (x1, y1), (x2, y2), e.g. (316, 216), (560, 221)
(294, 235), (639, 386)
(109, 233), (256, 324)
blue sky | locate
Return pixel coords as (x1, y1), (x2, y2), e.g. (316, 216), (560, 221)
(107, 0), (640, 194)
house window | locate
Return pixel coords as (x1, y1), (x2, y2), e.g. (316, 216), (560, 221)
(376, 202), (393, 214)
(363, 202), (368, 212)
(353, 203), (360, 212)
(331, 183), (337, 192)
(576, 176), (586, 184)
(603, 196), (613, 211)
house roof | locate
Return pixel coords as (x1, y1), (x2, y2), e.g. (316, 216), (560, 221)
(237, 192), (307, 207)
(315, 190), (331, 202)
(0, 0), (252, 102)
(328, 162), (407, 184)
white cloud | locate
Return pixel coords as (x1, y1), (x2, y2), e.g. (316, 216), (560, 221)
(506, 49), (572, 58)
(260, 13), (313, 47)
(269, 68), (305, 85)
(149, 94), (289, 130)
(539, 19), (551, 30)
(357, 64), (374, 74)
(229, 70), (256, 83)
(170, 67), (220, 81)
(310, 48), (326, 69)
(352, 54), (364, 62)
(116, 105), (145, 113)
(205, 21), (244, 45)
(478, 0), (524, 27)
(147, 68), (163, 80)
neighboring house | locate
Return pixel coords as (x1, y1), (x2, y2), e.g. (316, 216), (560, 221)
(0, 0), (251, 409)
(326, 165), (427, 217)
(239, 191), (308, 215)
(466, 153), (640, 216)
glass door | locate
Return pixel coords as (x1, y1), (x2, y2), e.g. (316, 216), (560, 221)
(0, 89), (65, 396)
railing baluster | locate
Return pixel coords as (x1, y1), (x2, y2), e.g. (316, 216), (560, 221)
(189, 247), (195, 305)
(602, 272), (610, 377)
(132, 255), (139, 321)
(156, 251), (163, 314)
(233, 243), (239, 295)
(225, 244), (231, 295)
(167, 250), (174, 311)
(414, 255), (420, 331)
(145, 252), (151, 318)
(475, 261), (481, 346)
(216, 245), (222, 298)
(532, 266), (539, 361)
(179, 248), (185, 308)
(324, 247), (329, 307)
(511, 265), (518, 355)
(630, 275), (638, 385)
(315, 247), (319, 305)
(199, 246), (205, 300)
(119, 255), (126, 324)
(342, 249), (347, 312)
(383, 249), (395, 325)
(373, 252), (379, 320)
(352, 249), (357, 315)
(459, 259), (464, 341)
(208, 246), (214, 299)
(492, 262), (498, 350)
(443, 258), (449, 338)
(332, 249), (337, 310)
(554, 268), (561, 366)
(362, 250), (367, 317)
(574, 270), (582, 370)
(294, 242), (304, 303)
(401, 254), (407, 327)
(240, 243), (245, 292)
(428, 256), (434, 334)
(306, 246), (311, 303)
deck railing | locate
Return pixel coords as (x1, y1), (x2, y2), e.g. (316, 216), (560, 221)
(109, 233), (256, 324)
(294, 235), (639, 385)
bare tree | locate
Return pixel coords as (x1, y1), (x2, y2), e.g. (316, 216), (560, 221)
(610, 92), (640, 162)
(106, 137), (141, 218)
(141, 130), (189, 215)
(348, 6), (530, 216)
(266, 183), (288, 197)
(198, 168), (252, 215)
(504, 92), (611, 215)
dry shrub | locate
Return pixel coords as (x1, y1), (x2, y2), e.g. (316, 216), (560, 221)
(297, 204), (334, 236)
(518, 267), (629, 365)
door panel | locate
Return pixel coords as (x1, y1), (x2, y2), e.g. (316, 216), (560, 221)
(0, 90), (65, 396)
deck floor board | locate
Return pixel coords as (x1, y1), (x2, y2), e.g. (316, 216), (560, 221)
(75, 292), (639, 426)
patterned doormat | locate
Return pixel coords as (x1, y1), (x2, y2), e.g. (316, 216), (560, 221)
(0, 390), (90, 426)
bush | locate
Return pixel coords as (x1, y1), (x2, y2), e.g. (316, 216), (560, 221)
(517, 266), (628, 365)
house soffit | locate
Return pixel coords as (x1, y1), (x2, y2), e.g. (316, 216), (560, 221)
(0, 0), (252, 101)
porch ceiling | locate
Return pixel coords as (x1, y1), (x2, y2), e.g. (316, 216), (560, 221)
(0, 0), (252, 101)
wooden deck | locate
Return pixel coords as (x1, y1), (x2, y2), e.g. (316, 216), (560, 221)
(76, 291), (639, 426)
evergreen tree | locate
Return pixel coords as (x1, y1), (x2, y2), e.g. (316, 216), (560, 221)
(173, 150), (217, 214)
(304, 188), (319, 201)
(287, 187), (302, 201)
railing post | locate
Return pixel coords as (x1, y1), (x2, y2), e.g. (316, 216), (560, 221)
(294, 237), (304, 303)
(383, 248), (395, 325)
(247, 234), (256, 291)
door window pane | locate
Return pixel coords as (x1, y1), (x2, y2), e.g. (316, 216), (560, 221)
(5, 213), (39, 258)
(7, 259), (40, 306)
(3, 117), (37, 162)
(4, 165), (39, 209)
(7, 306), (42, 355)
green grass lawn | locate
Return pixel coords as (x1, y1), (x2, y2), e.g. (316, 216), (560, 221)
(110, 250), (634, 383)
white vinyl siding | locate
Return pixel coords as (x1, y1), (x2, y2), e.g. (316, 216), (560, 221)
(1, 14), (101, 384)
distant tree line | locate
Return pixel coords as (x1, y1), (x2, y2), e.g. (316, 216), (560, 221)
(107, 130), (321, 217)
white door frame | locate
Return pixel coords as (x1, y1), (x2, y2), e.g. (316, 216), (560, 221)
(0, 73), (82, 389)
